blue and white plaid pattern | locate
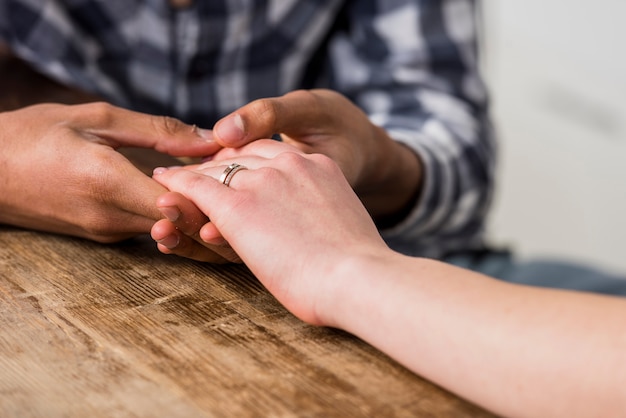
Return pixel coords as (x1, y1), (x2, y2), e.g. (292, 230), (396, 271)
(0, 0), (495, 258)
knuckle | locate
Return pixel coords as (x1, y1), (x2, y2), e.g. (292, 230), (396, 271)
(286, 89), (331, 122)
(276, 151), (340, 179)
(278, 151), (307, 167)
(76, 101), (116, 125)
(152, 114), (187, 137)
(246, 166), (281, 188)
(309, 152), (338, 170)
(287, 88), (323, 107)
(278, 151), (318, 172)
(185, 172), (209, 193)
(248, 98), (279, 129)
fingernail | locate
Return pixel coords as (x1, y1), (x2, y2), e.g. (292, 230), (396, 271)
(197, 127), (214, 141)
(215, 113), (245, 142)
(208, 237), (228, 246)
(159, 206), (180, 222)
(157, 234), (180, 249)
(153, 167), (168, 176)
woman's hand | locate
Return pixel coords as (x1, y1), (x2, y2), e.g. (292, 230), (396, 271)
(151, 142), (388, 324)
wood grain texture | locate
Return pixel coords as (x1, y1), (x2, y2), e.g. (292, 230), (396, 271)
(0, 53), (495, 417)
(0, 229), (494, 417)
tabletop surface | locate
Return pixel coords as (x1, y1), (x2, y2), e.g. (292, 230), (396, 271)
(0, 53), (494, 417)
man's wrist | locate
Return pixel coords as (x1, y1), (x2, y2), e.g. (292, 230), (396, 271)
(360, 138), (423, 228)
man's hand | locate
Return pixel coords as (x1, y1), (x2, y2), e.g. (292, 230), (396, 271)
(0, 102), (237, 262)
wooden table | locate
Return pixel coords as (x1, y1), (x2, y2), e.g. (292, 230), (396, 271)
(0, 54), (494, 417)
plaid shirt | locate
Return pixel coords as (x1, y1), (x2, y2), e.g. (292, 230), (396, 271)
(0, 0), (495, 259)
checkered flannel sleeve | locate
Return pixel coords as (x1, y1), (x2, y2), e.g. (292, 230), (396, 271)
(327, 0), (495, 257)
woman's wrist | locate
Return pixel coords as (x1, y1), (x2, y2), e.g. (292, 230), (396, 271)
(316, 246), (408, 330)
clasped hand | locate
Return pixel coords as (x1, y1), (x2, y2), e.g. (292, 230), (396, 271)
(151, 89), (422, 262)
(0, 102), (238, 261)
(0, 90), (419, 266)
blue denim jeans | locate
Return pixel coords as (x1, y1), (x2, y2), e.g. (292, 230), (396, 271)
(443, 250), (626, 296)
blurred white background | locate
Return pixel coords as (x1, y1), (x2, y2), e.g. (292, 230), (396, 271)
(480, 0), (626, 274)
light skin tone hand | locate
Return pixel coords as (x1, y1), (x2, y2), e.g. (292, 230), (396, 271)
(151, 140), (334, 262)
(152, 148), (626, 418)
(0, 101), (238, 262)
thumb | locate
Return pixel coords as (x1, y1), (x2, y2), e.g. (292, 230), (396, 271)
(77, 102), (222, 157)
(213, 91), (325, 148)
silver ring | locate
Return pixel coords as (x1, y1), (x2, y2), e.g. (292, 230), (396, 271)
(219, 163), (248, 187)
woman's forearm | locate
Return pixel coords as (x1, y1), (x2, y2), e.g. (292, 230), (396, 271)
(151, 148), (626, 417)
(328, 252), (626, 417)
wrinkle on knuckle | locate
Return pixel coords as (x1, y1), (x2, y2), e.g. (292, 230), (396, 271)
(155, 115), (186, 137)
(249, 98), (278, 129)
(277, 151), (310, 171)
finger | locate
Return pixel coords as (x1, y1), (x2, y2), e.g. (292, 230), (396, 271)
(199, 222), (227, 246)
(194, 156), (265, 176)
(213, 90), (332, 148)
(152, 168), (248, 264)
(72, 102), (222, 156)
(209, 139), (304, 162)
(152, 167), (240, 223)
(155, 191), (210, 237)
(194, 147), (308, 178)
(86, 150), (167, 227)
(155, 192), (238, 261)
(72, 176), (162, 242)
(151, 219), (239, 263)
(156, 191), (232, 247)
